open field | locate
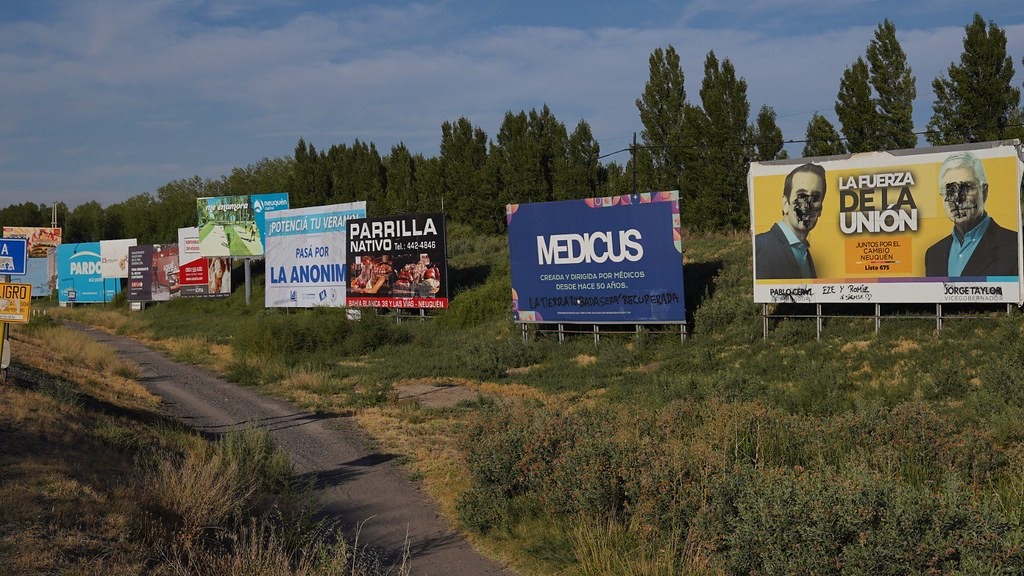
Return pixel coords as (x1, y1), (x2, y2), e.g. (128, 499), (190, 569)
(39, 227), (1024, 575)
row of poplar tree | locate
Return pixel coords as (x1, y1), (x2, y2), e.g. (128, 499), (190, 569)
(2, 13), (1022, 241)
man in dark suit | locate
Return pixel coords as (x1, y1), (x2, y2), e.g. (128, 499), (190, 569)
(925, 151), (1019, 277)
(755, 163), (827, 279)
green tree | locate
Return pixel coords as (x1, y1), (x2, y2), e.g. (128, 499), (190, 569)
(222, 157), (293, 198)
(439, 118), (490, 229)
(412, 155), (444, 214)
(290, 138), (332, 208)
(636, 45), (688, 194)
(491, 110), (544, 208)
(751, 105), (788, 161)
(835, 57), (877, 152)
(528, 105), (569, 202)
(65, 200), (105, 243)
(691, 51), (751, 230)
(153, 176), (212, 242)
(803, 113), (848, 157)
(382, 143), (417, 215)
(0, 202), (50, 227)
(105, 193), (156, 242)
(926, 13), (1023, 145)
(325, 140), (384, 210)
(866, 19), (917, 150)
(552, 120), (601, 200)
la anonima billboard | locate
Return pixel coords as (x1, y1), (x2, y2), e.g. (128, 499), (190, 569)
(507, 191), (685, 324)
(264, 201), (366, 308)
(748, 141), (1024, 305)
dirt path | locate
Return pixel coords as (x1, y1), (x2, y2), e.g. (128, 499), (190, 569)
(69, 323), (514, 576)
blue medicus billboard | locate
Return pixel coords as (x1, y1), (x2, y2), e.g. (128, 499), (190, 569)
(507, 191), (686, 324)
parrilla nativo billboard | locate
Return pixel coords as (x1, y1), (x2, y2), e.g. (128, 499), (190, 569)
(346, 213), (448, 309)
(507, 191), (685, 324)
(748, 141), (1024, 305)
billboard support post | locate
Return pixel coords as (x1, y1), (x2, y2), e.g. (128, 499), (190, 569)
(244, 258), (251, 306)
(875, 304), (881, 334)
(1, 274), (7, 381)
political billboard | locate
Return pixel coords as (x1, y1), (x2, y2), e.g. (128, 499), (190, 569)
(3, 226), (61, 258)
(346, 213), (448, 309)
(507, 192), (685, 324)
(265, 201), (366, 308)
(177, 227), (231, 297)
(100, 238), (137, 278)
(749, 141), (1024, 304)
(128, 244), (180, 302)
(56, 243), (119, 303)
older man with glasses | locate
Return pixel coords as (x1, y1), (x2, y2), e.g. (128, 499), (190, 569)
(924, 150), (1018, 277)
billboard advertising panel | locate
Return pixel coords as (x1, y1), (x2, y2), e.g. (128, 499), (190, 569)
(507, 192), (685, 324)
(265, 201), (366, 308)
(3, 227), (61, 258)
(23, 257), (51, 297)
(128, 244), (180, 302)
(251, 192), (289, 255)
(749, 142), (1024, 304)
(197, 195), (259, 257)
(178, 227), (230, 297)
(100, 238), (137, 278)
(56, 243), (119, 303)
(346, 213), (449, 309)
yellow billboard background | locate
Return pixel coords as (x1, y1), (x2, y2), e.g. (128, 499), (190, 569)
(750, 151), (1022, 282)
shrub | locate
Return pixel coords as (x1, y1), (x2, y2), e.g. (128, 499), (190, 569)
(462, 337), (543, 380)
(219, 426), (293, 494)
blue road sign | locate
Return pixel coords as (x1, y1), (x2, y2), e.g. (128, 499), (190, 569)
(0, 238), (28, 276)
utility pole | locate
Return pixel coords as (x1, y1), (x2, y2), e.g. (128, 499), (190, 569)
(631, 133), (638, 196)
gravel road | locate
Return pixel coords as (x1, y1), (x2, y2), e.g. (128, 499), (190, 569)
(68, 323), (514, 576)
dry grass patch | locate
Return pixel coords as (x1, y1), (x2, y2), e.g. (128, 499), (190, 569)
(355, 407), (469, 521)
(892, 338), (921, 353)
(575, 354), (598, 366)
(48, 306), (142, 336)
(154, 337), (234, 373)
(841, 340), (871, 353)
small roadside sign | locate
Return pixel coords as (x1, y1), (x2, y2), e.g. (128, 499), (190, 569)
(0, 238), (28, 276)
(0, 282), (32, 323)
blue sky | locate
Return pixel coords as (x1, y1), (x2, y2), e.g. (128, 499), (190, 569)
(1, 0), (1023, 210)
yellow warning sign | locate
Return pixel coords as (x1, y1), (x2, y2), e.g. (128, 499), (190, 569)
(0, 282), (32, 323)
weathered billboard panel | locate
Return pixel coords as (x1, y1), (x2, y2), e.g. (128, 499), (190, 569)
(748, 141), (1024, 304)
